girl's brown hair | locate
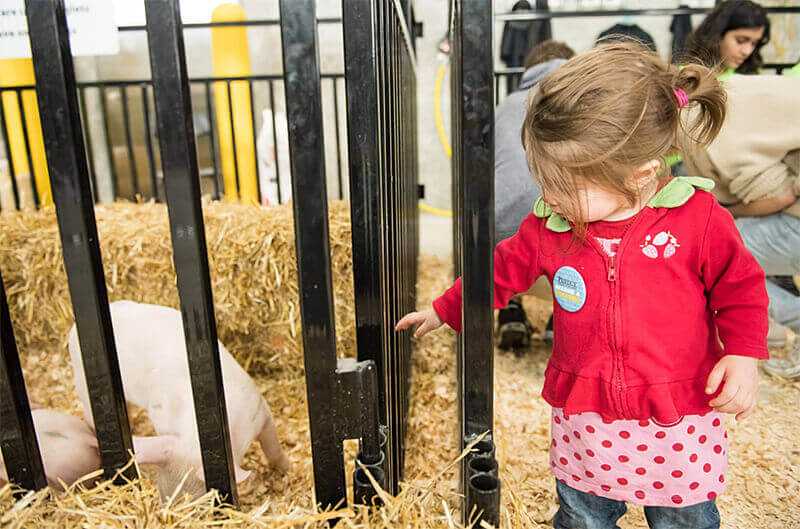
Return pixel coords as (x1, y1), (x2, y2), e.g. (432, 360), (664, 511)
(522, 43), (726, 237)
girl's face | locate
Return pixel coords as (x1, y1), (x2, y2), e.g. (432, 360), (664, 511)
(720, 26), (765, 70)
(542, 162), (660, 224)
(546, 183), (636, 223)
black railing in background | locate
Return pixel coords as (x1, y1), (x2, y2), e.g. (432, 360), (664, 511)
(450, 0), (500, 527)
(493, 5), (800, 98)
(0, 21), (349, 211)
(145, 0), (239, 505)
(495, 5), (800, 20)
(494, 60), (799, 102)
(24, 0), (137, 485)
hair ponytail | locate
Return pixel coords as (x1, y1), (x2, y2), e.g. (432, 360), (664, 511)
(673, 63), (727, 147)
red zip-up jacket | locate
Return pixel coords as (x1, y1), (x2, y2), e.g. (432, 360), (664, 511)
(433, 178), (769, 423)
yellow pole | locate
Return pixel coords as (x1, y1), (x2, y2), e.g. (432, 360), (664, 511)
(0, 58), (52, 207)
(211, 3), (258, 204)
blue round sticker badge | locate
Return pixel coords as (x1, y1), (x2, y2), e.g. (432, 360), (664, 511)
(552, 266), (587, 312)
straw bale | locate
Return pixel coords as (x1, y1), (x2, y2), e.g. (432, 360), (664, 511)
(0, 205), (798, 528)
(0, 200), (357, 380)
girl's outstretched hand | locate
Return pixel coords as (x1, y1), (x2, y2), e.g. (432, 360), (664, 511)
(395, 308), (443, 339)
(705, 355), (759, 420)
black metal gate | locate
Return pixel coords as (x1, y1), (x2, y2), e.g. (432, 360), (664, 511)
(0, 0), (419, 514)
(450, 0), (501, 526)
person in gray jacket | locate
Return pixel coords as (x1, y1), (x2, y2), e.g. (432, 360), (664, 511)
(495, 40), (574, 348)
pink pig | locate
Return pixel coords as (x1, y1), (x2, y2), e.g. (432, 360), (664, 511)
(68, 301), (290, 500)
(0, 408), (101, 490)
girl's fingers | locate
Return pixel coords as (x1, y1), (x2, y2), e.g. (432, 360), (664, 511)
(705, 362), (726, 395)
(708, 381), (739, 408)
(713, 390), (748, 414)
(414, 319), (436, 339)
(395, 313), (422, 331)
(736, 401), (757, 421)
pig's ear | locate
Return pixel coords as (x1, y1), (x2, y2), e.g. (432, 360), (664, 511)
(133, 436), (175, 465)
(234, 465), (252, 484)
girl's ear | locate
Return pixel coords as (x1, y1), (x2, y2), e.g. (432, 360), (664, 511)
(634, 159), (661, 181)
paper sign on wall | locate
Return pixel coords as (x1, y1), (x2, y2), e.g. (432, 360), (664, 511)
(0, 0), (119, 59)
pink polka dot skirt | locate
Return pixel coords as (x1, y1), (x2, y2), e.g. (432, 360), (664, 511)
(550, 408), (728, 507)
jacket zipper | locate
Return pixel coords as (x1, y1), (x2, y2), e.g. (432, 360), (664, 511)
(606, 255), (624, 417)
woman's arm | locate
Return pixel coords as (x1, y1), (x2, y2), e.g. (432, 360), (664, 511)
(726, 186), (796, 218)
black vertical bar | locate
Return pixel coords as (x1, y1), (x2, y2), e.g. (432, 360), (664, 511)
(226, 81), (241, 199)
(331, 79), (344, 200)
(204, 81), (221, 200)
(16, 90), (41, 208)
(267, 81), (282, 204)
(279, 0), (347, 510)
(98, 86), (118, 200)
(119, 86), (139, 198)
(78, 86), (99, 201)
(140, 84), (159, 201)
(144, 0), (238, 506)
(25, 0), (136, 482)
(342, 0), (391, 491)
(0, 266), (47, 494)
(248, 80), (260, 202)
(453, 0), (497, 523)
(0, 91), (21, 210)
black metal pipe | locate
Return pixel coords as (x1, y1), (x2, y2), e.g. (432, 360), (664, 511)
(225, 81), (241, 200)
(25, 0), (136, 482)
(0, 91), (21, 210)
(468, 455), (498, 478)
(203, 81), (222, 201)
(331, 78), (343, 200)
(119, 86), (139, 197)
(495, 5), (800, 21)
(118, 17), (343, 32)
(140, 84), (159, 201)
(144, 0), (238, 506)
(248, 80), (260, 202)
(15, 90), (40, 208)
(0, 265), (47, 495)
(267, 80), (282, 204)
(467, 473), (501, 527)
(353, 460), (386, 506)
(77, 86), (98, 201)
(97, 87), (118, 199)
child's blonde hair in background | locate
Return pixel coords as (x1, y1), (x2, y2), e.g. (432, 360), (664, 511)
(521, 43), (727, 235)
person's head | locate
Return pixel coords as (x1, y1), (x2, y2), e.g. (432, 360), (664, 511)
(684, 0), (770, 74)
(524, 40), (575, 70)
(521, 43), (726, 236)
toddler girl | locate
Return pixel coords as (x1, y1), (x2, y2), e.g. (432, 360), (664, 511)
(396, 43), (768, 529)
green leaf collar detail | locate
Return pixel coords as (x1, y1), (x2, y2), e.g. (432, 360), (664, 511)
(647, 176), (714, 208)
(532, 197), (571, 233)
(533, 177), (715, 233)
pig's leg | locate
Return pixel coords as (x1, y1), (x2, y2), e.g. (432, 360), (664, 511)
(67, 326), (95, 429)
(257, 402), (290, 472)
(132, 436), (176, 465)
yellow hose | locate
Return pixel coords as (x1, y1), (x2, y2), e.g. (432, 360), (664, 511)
(434, 63), (452, 159)
(419, 63), (454, 217)
(419, 202), (452, 217)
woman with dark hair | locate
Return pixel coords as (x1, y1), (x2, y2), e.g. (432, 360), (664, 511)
(684, 0), (770, 75)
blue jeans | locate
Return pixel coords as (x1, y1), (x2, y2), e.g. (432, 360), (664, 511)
(554, 480), (720, 529)
(736, 214), (800, 332)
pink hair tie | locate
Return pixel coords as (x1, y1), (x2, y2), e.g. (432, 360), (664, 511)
(673, 88), (689, 108)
